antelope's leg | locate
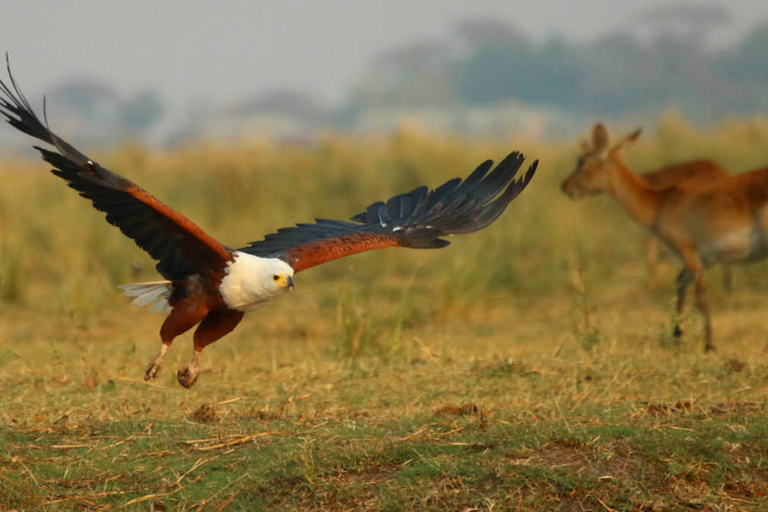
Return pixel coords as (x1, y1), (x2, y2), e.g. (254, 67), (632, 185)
(722, 265), (733, 294)
(693, 272), (715, 352)
(673, 268), (693, 338)
(644, 235), (661, 287)
(677, 251), (714, 353)
(176, 309), (244, 389)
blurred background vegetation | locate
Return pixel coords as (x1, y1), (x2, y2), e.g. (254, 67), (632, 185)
(2, 116), (768, 327)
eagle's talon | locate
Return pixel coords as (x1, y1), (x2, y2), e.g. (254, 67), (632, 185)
(144, 359), (164, 380)
(177, 365), (199, 389)
(144, 345), (168, 380)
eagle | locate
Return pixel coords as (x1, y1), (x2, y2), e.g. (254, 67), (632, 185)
(0, 63), (537, 388)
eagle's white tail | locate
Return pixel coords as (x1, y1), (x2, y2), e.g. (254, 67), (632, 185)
(119, 281), (172, 313)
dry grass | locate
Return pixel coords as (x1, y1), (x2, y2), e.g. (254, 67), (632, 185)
(1, 118), (768, 510)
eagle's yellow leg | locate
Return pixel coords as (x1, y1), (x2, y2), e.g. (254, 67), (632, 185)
(176, 309), (244, 389)
(145, 342), (170, 380)
(145, 296), (212, 382)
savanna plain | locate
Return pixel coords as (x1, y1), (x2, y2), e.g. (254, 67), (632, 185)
(2, 117), (768, 510)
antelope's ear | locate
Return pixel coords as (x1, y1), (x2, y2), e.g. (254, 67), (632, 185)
(592, 123), (609, 152)
(616, 128), (642, 150)
(609, 127), (643, 157)
(627, 128), (642, 144)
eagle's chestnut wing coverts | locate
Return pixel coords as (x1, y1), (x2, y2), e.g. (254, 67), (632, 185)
(241, 153), (538, 272)
(0, 63), (234, 280)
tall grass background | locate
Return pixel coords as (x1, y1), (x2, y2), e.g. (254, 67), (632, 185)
(4, 114), (768, 314)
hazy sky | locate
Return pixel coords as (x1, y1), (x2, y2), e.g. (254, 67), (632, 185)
(1, 1), (767, 109)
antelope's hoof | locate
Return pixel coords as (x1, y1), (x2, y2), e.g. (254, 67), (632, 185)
(176, 365), (199, 389)
(704, 344), (716, 353)
(673, 325), (683, 338)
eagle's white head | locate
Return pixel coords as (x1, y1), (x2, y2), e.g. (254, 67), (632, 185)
(219, 251), (295, 311)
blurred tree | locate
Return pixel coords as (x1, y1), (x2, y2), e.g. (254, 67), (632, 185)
(233, 89), (330, 123)
(329, 8), (768, 134)
(48, 80), (118, 118)
(718, 22), (768, 83)
(120, 90), (164, 136)
(451, 33), (584, 108)
(453, 18), (529, 49)
(580, 33), (653, 114)
(713, 22), (768, 115)
(45, 81), (165, 145)
(357, 40), (454, 108)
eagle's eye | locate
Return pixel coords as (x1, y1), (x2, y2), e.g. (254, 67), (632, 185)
(273, 275), (280, 282)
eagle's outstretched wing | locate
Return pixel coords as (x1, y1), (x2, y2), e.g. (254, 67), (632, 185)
(1, 59), (537, 279)
(0, 60), (233, 279)
(240, 152), (537, 272)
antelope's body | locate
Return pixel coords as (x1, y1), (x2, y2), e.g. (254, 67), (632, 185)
(654, 169), (768, 266)
(641, 161), (728, 190)
(562, 123), (768, 352)
(635, 161), (731, 286)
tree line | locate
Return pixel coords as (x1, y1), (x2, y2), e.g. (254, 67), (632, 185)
(351, 15), (768, 124)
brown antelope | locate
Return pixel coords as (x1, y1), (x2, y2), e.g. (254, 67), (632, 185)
(562, 123), (768, 352)
(576, 127), (733, 289)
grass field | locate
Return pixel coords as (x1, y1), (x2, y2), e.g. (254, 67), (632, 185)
(2, 118), (768, 510)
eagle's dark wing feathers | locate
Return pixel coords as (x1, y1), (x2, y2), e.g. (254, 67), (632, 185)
(0, 61), (233, 279)
(240, 152), (537, 272)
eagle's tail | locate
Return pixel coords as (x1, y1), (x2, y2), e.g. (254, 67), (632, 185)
(119, 281), (172, 313)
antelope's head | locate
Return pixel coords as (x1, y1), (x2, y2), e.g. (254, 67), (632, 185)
(561, 123), (641, 200)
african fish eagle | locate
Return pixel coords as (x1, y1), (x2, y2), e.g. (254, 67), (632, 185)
(0, 62), (537, 388)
